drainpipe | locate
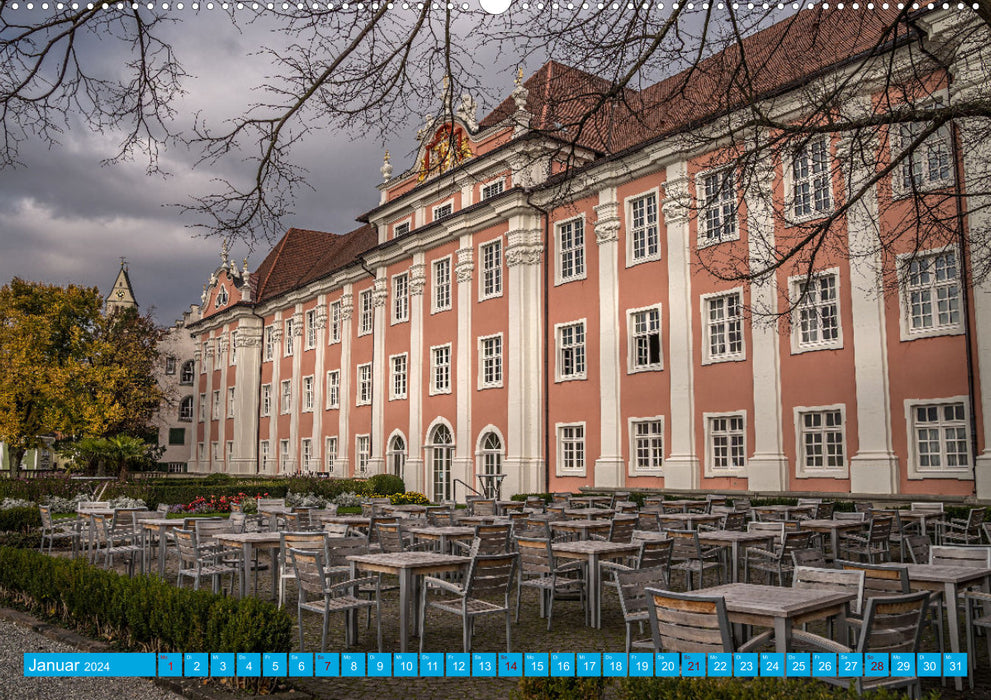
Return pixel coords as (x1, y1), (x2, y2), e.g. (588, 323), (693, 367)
(524, 190), (552, 494)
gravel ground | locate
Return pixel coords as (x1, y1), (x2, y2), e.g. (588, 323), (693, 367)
(0, 619), (186, 700)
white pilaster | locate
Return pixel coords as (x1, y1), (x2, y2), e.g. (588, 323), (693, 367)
(406, 257), (426, 493)
(662, 163), (700, 488)
(454, 237), (475, 500)
(267, 316), (281, 476)
(312, 298), (327, 472)
(232, 321), (262, 475)
(338, 289), (354, 475)
(289, 306), (303, 474)
(593, 188), (624, 488)
(369, 274), (388, 475)
(203, 344), (214, 473)
(217, 332), (228, 473)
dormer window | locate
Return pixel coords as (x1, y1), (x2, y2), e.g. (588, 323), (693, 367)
(434, 203), (453, 221)
(215, 285), (229, 308)
(481, 180), (504, 200)
(394, 222), (411, 238)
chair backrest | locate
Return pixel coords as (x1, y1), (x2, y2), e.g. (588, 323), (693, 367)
(609, 515), (639, 543)
(869, 510), (902, 535)
(666, 530), (702, 562)
(324, 536), (369, 567)
(39, 505), (54, 529)
(229, 512), (247, 533)
(910, 502), (944, 513)
(464, 552), (517, 600)
(964, 508), (987, 531)
(637, 512), (660, 531)
(866, 516), (893, 543)
(747, 521), (785, 546)
(929, 545), (991, 567)
(515, 536), (553, 575)
(984, 522), (991, 546)
(615, 566), (669, 621)
(791, 548), (828, 570)
(836, 560), (910, 599)
(131, 510), (157, 528)
(375, 522), (405, 553)
(501, 501), (525, 513)
(156, 503), (170, 515)
(903, 535), (931, 565)
(287, 547), (329, 600)
(732, 498), (752, 512)
(324, 523), (350, 537)
(834, 511), (867, 522)
(661, 503), (684, 515)
(637, 538), (674, 571)
(194, 518), (233, 545)
(468, 498), (497, 516)
(796, 498), (822, 507)
(474, 524), (511, 553)
(793, 565), (865, 616)
(781, 531), (813, 557)
(426, 508), (455, 526)
(855, 590), (931, 656)
(524, 496), (546, 511)
(720, 512), (747, 532)
(281, 531), (327, 561)
(173, 528), (198, 565)
(854, 502), (874, 513)
(77, 501), (110, 513)
(257, 498), (285, 509)
(657, 516), (684, 532)
(815, 502), (835, 519)
(550, 492), (571, 504)
(645, 588), (735, 653)
(754, 507), (786, 522)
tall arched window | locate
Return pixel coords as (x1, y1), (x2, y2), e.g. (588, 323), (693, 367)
(178, 396), (194, 422)
(480, 432), (502, 476)
(179, 360), (195, 385)
(428, 424), (453, 502)
(388, 434), (407, 478)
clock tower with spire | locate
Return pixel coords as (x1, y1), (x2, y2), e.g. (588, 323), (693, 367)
(106, 258), (138, 314)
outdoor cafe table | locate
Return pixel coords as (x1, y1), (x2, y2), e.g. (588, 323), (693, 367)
(347, 552), (471, 652)
(752, 504), (815, 520)
(656, 512), (724, 530)
(898, 510), (947, 540)
(140, 518), (189, 577)
(551, 541), (641, 628)
(647, 499), (708, 513)
(214, 531), (283, 599)
(564, 508), (614, 520)
(381, 504), (428, 515)
(257, 505), (292, 530)
(406, 525), (475, 553)
(799, 519), (867, 560)
(321, 515), (372, 533)
(630, 529), (775, 583)
(550, 519), (610, 540)
(568, 496), (611, 508)
(457, 515), (511, 526)
(495, 501), (522, 515)
(698, 582), (855, 653)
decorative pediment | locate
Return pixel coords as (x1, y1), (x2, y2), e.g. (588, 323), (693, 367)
(416, 122), (474, 183)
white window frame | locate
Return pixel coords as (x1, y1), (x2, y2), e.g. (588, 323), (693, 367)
(793, 403), (848, 479)
(280, 379), (292, 414)
(390, 353), (408, 401)
(481, 179), (504, 200)
(301, 438), (312, 471)
(897, 246), (964, 341)
(212, 441), (220, 462)
(392, 272), (409, 324)
(201, 343), (207, 373)
(302, 375), (314, 412)
(279, 439), (290, 469)
(696, 167), (739, 248)
(226, 440), (234, 463)
(555, 422), (587, 477)
(260, 440), (271, 470)
(212, 390), (221, 420)
(356, 363), (372, 406)
(555, 319), (587, 382)
(264, 326), (274, 360)
(704, 411), (747, 477)
(165, 356), (177, 375)
(329, 301), (342, 344)
(627, 304), (664, 373)
(789, 268), (843, 354)
(904, 397), (972, 480)
(355, 434), (371, 474)
(628, 416), (665, 476)
(325, 436), (338, 473)
(179, 396), (194, 422)
(432, 199), (454, 222)
(198, 393), (206, 422)
(305, 309), (317, 350)
(227, 386), (235, 418)
(261, 384), (272, 417)
(229, 332), (237, 366)
(891, 99), (954, 199)
(478, 334), (504, 389)
(430, 343), (452, 395)
(479, 238), (503, 300)
(358, 289), (373, 336)
(624, 189), (661, 266)
(786, 136), (834, 223)
(701, 289), (746, 365)
(432, 256), (452, 313)
(284, 318), (294, 356)
(555, 215), (587, 285)
(393, 219), (412, 238)
(326, 370), (340, 409)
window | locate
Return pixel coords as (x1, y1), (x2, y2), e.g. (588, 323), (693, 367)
(260, 440), (271, 470)
(557, 424), (585, 474)
(212, 390), (221, 420)
(325, 437), (337, 473)
(480, 240), (502, 298)
(179, 396), (194, 422)
(326, 370), (340, 409)
(629, 306), (662, 371)
(356, 435), (370, 474)
(433, 258), (452, 312)
(428, 424), (453, 501)
(557, 217), (585, 282)
(707, 413), (746, 473)
(261, 384), (272, 416)
(281, 379), (292, 414)
(792, 272), (841, 351)
(902, 249), (961, 338)
(198, 443), (206, 462)
(180, 360), (195, 384)
(556, 321), (586, 381)
(212, 441), (220, 462)
(284, 318), (294, 356)
(264, 326), (274, 360)
(356, 363), (372, 405)
(481, 180), (504, 200)
(703, 291), (744, 363)
(226, 440), (234, 463)
(227, 387), (235, 417)
(391, 354), (408, 400)
(629, 193), (660, 262)
(359, 289), (373, 335)
(479, 432), (502, 478)
(305, 310), (317, 349)
(431, 345), (452, 394)
(201, 344), (207, 373)
(198, 394), (206, 422)
(393, 273), (409, 323)
(168, 427), (185, 445)
(909, 400), (970, 476)
(631, 419), (664, 472)
(797, 408), (845, 473)
(165, 356), (176, 375)
(388, 434), (407, 477)
(329, 301), (341, 344)
(215, 286), (228, 307)
(792, 137), (832, 219)
(301, 438), (312, 470)
(699, 170), (737, 245)
(433, 202), (453, 221)
(479, 335), (503, 388)
(279, 439), (290, 470)
(230, 332), (237, 365)
(897, 119), (952, 193)
(394, 221), (411, 237)
(302, 375), (314, 412)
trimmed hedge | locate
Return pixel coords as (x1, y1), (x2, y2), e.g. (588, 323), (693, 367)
(0, 547), (292, 653)
(0, 506), (41, 533)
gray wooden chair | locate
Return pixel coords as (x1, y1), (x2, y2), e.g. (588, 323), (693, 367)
(791, 547), (828, 570)
(39, 505), (79, 555)
(614, 567), (669, 652)
(793, 565), (865, 643)
(644, 588), (737, 653)
(903, 534), (931, 565)
(838, 516), (892, 563)
(452, 523), (511, 555)
(938, 507), (986, 546)
(514, 536), (586, 630)
(278, 531), (328, 608)
(668, 529), (725, 590)
(89, 513), (143, 575)
(745, 530), (812, 586)
(174, 528), (241, 594)
(419, 552), (517, 653)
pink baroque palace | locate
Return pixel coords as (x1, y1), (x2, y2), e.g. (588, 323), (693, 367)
(184, 8), (991, 502)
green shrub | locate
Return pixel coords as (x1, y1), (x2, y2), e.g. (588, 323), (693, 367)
(366, 473), (405, 496)
(0, 548), (293, 653)
(388, 491), (430, 506)
(514, 678), (606, 700)
(0, 506), (41, 532)
(617, 678), (940, 700)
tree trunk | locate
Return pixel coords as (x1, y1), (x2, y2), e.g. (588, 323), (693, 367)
(9, 447), (26, 476)
(96, 457), (106, 477)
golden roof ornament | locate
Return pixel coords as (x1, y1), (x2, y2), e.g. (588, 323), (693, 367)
(381, 150), (393, 182)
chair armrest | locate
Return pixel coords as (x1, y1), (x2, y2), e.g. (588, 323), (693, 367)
(554, 561), (585, 576)
(737, 629), (774, 653)
(965, 591), (991, 604)
(744, 546), (778, 560)
(450, 540), (470, 554)
(423, 576), (465, 595)
(599, 561), (633, 574)
(329, 576), (379, 594)
(790, 629), (852, 653)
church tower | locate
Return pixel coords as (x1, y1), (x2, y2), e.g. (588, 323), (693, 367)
(106, 259), (138, 314)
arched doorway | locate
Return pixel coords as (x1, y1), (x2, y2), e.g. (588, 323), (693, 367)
(427, 424), (453, 502)
(388, 433), (407, 479)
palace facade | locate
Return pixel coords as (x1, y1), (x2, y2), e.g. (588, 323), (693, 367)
(179, 9), (991, 500)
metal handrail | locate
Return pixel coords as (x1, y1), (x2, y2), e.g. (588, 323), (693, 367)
(453, 478), (482, 504)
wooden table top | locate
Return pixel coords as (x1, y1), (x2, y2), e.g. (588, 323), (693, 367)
(382, 505), (428, 513)
(898, 563), (991, 584)
(657, 513), (723, 522)
(347, 552), (471, 573)
(321, 516), (372, 525)
(140, 519), (188, 529)
(696, 530), (781, 544)
(458, 516), (511, 525)
(215, 532), (283, 545)
(698, 582), (855, 618)
(407, 526), (476, 537)
(552, 541), (640, 556)
(800, 519), (865, 530)
(551, 520), (610, 530)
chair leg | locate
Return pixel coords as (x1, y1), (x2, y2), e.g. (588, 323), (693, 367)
(321, 610), (329, 653)
(547, 588), (554, 632)
(419, 586), (427, 653)
(506, 611), (512, 654)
